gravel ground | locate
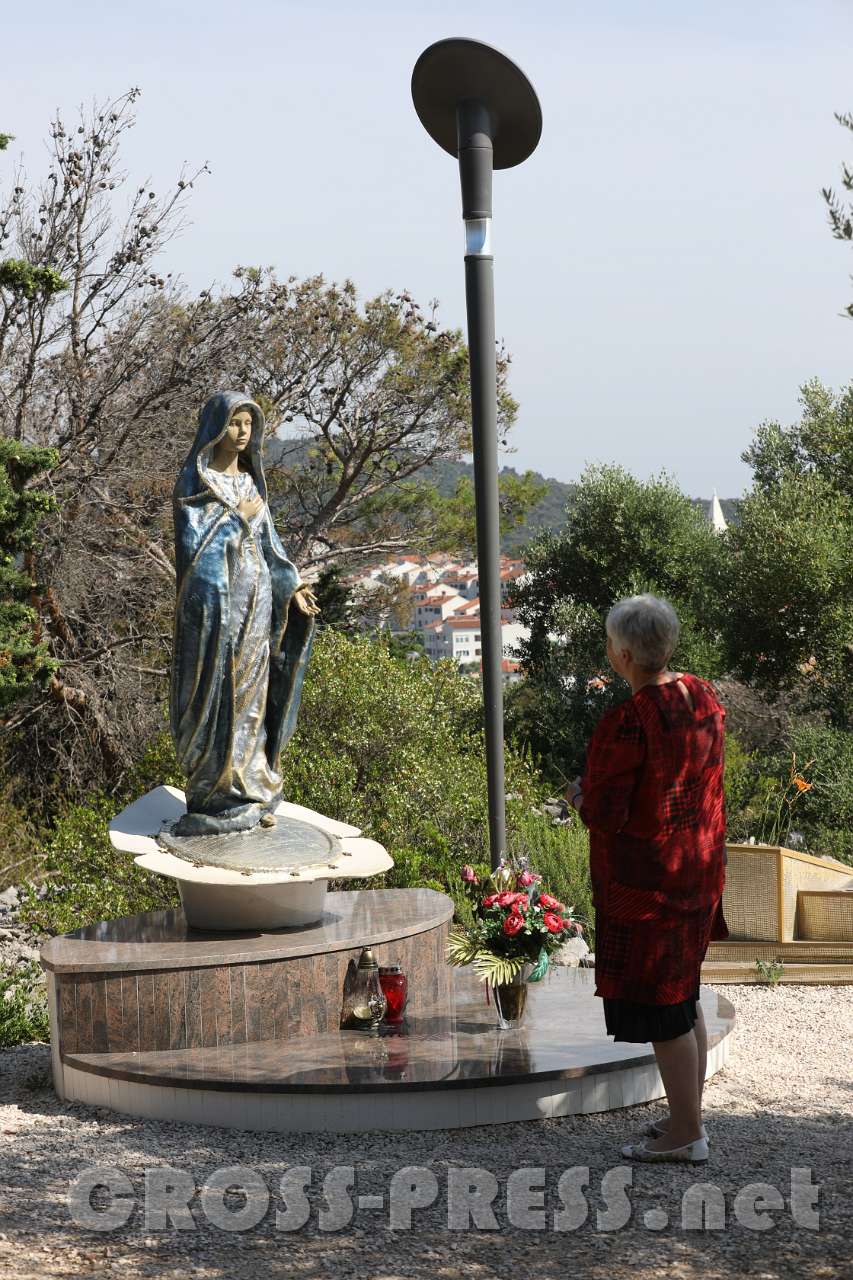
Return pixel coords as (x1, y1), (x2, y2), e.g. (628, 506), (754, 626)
(1, 983), (851, 1280)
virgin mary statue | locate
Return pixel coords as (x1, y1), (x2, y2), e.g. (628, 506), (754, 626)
(170, 391), (318, 836)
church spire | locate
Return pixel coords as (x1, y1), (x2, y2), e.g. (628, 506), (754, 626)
(710, 489), (727, 533)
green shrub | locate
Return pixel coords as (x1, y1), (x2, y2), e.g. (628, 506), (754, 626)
(724, 733), (789, 845)
(724, 733), (757, 836)
(0, 960), (49, 1047)
(506, 809), (594, 946)
(0, 784), (42, 891)
(722, 722), (853, 864)
(17, 725), (188, 934)
(21, 631), (549, 934)
(280, 631), (542, 912)
(773, 724), (853, 865)
(19, 793), (178, 936)
(755, 958), (785, 986)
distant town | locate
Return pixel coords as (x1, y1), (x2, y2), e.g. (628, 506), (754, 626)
(345, 554), (529, 680)
(342, 495), (729, 680)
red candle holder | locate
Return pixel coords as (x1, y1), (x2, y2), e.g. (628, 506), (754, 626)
(379, 965), (408, 1024)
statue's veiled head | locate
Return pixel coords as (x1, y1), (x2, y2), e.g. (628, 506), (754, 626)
(177, 390), (268, 502)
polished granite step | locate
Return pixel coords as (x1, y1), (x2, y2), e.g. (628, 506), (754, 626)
(41, 891), (454, 1065)
(57, 968), (735, 1132)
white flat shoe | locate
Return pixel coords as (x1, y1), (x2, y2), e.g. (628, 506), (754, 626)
(621, 1137), (709, 1164)
(642, 1120), (707, 1141)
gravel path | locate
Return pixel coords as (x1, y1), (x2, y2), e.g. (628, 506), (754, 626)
(1, 984), (851, 1279)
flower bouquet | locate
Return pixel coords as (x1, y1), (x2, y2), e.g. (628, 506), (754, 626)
(447, 859), (585, 1027)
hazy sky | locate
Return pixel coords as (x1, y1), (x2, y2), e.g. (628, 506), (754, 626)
(5, 0), (853, 496)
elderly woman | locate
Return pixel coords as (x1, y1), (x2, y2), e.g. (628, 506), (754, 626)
(566, 594), (728, 1164)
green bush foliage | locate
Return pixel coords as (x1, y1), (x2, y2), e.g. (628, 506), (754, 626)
(0, 960), (49, 1048)
(0, 785), (42, 891)
(506, 810), (594, 947)
(509, 464), (727, 781)
(0, 438), (59, 710)
(20, 733), (186, 934)
(19, 632), (591, 934)
(722, 732), (792, 846)
(279, 630), (542, 908)
(769, 724), (853, 865)
(19, 793), (179, 936)
(723, 733), (760, 837)
(720, 722), (853, 865)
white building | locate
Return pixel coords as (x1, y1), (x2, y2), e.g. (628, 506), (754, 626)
(412, 585), (467, 631)
(437, 567), (480, 600)
(369, 559), (435, 587)
(499, 622), (530, 657)
(423, 616), (482, 663)
(422, 614), (529, 668)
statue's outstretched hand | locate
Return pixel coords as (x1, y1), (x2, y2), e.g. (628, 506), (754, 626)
(293, 586), (321, 616)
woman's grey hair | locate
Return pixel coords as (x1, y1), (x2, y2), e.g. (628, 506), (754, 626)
(606, 594), (680, 671)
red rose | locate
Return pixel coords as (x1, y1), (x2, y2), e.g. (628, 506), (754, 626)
(497, 891), (527, 907)
(539, 893), (565, 912)
(517, 871), (540, 887)
(503, 911), (525, 937)
(543, 911), (564, 934)
(482, 894), (500, 907)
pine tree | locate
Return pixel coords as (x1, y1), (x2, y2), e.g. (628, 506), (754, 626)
(0, 438), (57, 709)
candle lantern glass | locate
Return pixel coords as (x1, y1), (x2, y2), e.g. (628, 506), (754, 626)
(379, 965), (408, 1024)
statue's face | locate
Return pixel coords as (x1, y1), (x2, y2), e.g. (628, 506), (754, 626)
(224, 409), (253, 452)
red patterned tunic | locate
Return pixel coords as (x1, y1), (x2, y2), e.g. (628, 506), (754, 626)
(579, 673), (729, 1005)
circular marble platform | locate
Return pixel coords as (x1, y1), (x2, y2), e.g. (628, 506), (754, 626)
(41, 893), (735, 1130)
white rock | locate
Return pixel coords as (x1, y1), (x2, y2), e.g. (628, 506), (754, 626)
(554, 936), (591, 967)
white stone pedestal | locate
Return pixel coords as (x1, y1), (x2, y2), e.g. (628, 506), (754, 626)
(109, 786), (393, 930)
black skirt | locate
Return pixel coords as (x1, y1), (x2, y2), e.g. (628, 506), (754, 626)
(603, 988), (701, 1044)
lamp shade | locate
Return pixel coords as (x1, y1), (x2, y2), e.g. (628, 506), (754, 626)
(411, 37), (542, 169)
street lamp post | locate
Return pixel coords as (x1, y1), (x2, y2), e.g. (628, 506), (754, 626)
(411, 38), (541, 870)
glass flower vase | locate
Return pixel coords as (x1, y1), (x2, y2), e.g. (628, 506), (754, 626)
(493, 964), (532, 1030)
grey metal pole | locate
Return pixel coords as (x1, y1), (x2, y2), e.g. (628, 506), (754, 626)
(411, 39), (541, 873)
(458, 101), (506, 869)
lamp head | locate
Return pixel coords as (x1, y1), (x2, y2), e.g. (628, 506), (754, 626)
(411, 37), (542, 169)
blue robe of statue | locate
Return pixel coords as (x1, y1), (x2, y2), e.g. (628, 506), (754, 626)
(170, 391), (314, 835)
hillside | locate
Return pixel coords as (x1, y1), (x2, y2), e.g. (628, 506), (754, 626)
(266, 437), (738, 554)
(424, 458), (739, 553)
